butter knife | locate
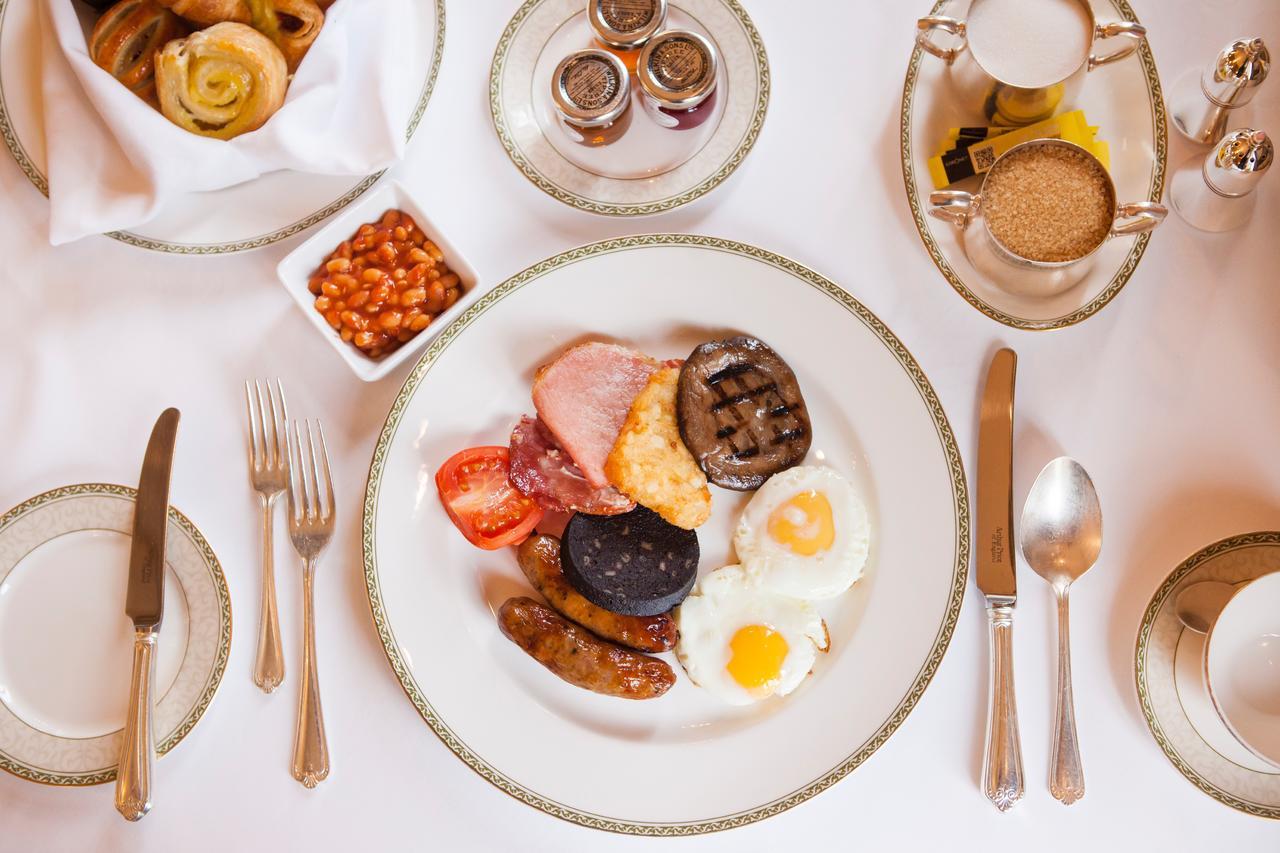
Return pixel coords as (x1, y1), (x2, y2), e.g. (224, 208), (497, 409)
(115, 408), (180, 822)
(977, 349), (1023, 812)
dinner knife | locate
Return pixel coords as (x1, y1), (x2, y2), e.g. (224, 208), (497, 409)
(977, 348), (1024, 812)
(115, 407), (180, 822)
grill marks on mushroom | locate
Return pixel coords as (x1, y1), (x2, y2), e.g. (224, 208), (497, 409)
(677, 336), (812, 490)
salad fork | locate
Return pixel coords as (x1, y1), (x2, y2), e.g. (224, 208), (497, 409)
(286, 419), (333, 789)
(244, 379), (288, 694)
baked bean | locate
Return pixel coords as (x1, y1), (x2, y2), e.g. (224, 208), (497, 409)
(424, 280), (446, 313)
(309, 209), (465, 358)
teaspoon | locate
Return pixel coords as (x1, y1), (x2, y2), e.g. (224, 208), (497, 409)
(1020, 457), (1103, 806)
(1174, 581), (1237, 634)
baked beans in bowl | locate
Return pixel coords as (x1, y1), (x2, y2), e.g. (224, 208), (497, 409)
(277, 182), (480, 382)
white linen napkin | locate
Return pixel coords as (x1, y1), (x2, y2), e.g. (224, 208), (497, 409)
(38, 0), (416, 245)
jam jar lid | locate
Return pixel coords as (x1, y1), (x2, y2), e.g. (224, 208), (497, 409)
(637, 30), (719, 110)
(551, 49), (632, 127)
(587, 0), (667, 51)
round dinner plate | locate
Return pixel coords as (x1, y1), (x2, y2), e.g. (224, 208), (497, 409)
(363, 235), (968, 833)
(900, 0), (1167, 330)
(0, 0), (444, 253)
(0, 484), (230, 786)
(1136, 532), (1280, 819)
(490, 0), (768, 215)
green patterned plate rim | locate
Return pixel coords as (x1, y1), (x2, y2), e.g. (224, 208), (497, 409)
(488, 0), (769, 216)
(899, 0), (1168, 331)
(0, 0), (446, 254)
(361, 234), (970, 835)
(1134, 531), (1280, 820)
(0, 482), (232, 787)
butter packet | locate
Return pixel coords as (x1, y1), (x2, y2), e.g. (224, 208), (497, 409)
(928, 111), (1108, 189)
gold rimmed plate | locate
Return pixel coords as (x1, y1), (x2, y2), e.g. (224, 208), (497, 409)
(362, 235), (968, 833)
(900, 0), (1167, 330)
(0, 484), (231, 786)
(1135, 532), (1280, 819)
(0, 0), (444, 253)
(489, 0), (768, 215)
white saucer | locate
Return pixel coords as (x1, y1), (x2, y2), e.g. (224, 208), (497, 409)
(1136, 533), (1280, 818)
(0, 484), (230, 786)
(490, 0), (768, 215)
(900, 0), (1168, 330)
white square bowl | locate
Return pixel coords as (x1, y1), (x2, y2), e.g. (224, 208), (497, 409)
(277, 181), (481, 382)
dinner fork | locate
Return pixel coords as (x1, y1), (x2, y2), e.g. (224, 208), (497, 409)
(286, 419), (333, 789)
(245, 379), (288, 694)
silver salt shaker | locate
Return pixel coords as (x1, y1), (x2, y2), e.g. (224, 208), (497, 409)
(1170, 128), (1273, 232)
(1170, 38), (1269, 146)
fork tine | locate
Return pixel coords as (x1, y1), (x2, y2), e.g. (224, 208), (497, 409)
(275, 379), (290, 473)
(265, 380), (281, 471)
(315, 421), (335, 523)
(244, 380), (262, 468)
(304, 420), (322, 523)
(287, 419), (305, 526)
(254, 379), (272, 468)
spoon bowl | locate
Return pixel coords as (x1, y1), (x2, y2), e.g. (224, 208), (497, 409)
(1021, 457), (1103, 589)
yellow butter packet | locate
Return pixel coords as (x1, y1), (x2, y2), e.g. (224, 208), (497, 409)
(928, 110), (1103, 189)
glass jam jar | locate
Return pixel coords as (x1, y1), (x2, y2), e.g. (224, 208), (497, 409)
(551, 49), (634, 147)
(587, 0), (667, 72)
(636, 30), (719, 131)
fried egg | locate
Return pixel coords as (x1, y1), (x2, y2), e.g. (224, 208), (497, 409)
(734, 465), (870, 600)
(676, 565), (829, 705)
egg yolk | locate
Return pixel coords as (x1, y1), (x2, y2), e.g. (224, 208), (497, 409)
(726, 624), (789, 694)
(767, 490), (835, 556)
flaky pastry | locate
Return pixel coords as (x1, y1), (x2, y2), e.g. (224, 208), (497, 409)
(89, 0), (189, 103)
(154, 22), (288, 139)
(154, 0), (323, 71)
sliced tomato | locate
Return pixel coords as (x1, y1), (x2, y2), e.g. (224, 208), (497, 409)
(435, 446), (543, 550)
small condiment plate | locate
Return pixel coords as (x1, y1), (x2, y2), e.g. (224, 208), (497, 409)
(0, 484), (230, 786)
(490, 0), (768, 215)
(362, 235), (968, 832)
(900, 0), (1167, 330)
(276, 180), (482, 383)
(1136, 532), (1280, 819)
(0, 0), (443, 253)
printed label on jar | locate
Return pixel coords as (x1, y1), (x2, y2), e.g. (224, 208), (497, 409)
(649, 37), (707, 89)
(563, 57), (620, 110)
(599, 0), (654, 32)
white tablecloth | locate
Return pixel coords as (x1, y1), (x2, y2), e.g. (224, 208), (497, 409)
(2, 1), (1278, 849)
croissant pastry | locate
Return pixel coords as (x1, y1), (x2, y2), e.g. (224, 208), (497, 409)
(89, 0), (189, 104)
(155, 23), (288, 139)
(154, 0), (323, 71)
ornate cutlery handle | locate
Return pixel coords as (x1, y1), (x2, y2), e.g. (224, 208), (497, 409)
(983, 599), (1024, 812)
(115, 629), (157, 821)
(254, 495), (285, 693)
(292, 560), (329, 788)
(1050, 589), (1085, 804)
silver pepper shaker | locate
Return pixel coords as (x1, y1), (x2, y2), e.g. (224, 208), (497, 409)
(1170, 128), (1273, 232)
(1170, 38), (1269, 146)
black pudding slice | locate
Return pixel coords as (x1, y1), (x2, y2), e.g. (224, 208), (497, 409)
(560, 507), (699, 617)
